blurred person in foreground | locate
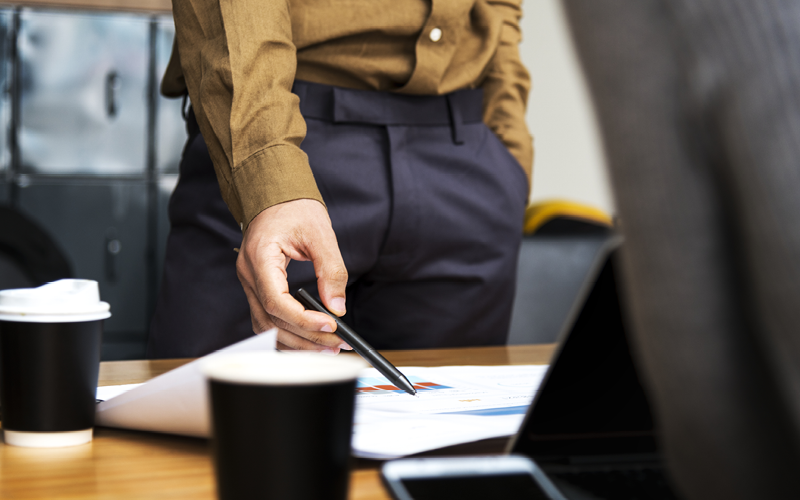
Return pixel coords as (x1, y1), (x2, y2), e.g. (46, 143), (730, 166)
(564, 0), (800, 498)
(147, 1), (533, 358)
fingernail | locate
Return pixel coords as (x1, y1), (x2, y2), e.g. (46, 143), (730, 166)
(321, 348), (339, 356)
(331, 297), (346, 314)
(339, 343), (353, 350)
(320, 324), (333, 333)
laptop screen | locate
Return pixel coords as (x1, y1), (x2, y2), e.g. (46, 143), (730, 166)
(511, 245), (660, 461)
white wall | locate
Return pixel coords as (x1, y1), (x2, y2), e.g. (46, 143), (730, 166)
(519, 0), (615, 215)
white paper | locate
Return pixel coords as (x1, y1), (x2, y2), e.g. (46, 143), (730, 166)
(96, 354), (547, 458)
(353, 410), (526, 459)
(96, 384), (141, 401)
(95, 330), (277, 437)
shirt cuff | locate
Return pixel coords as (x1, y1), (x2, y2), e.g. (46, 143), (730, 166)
(232, 144), (325, 232)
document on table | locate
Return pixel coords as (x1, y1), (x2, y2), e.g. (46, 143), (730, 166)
(352, 365), (548, 458)
(95, 332), (548, 459)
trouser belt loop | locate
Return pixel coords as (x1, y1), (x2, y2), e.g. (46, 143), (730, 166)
(446, 94), (465, 145)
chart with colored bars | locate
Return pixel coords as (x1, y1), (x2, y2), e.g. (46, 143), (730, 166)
(357, 376), (452, 395)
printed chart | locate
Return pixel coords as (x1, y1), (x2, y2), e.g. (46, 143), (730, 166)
(357, 376), (452, 395)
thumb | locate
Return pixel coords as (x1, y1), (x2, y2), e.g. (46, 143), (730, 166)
(311, 243), (349, 317)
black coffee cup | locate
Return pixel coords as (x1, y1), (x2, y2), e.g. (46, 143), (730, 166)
(203, 351), (365, 500)
(0, 280), (109, 447)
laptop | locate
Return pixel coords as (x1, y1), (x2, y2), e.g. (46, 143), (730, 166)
(507, 239), (681, 500)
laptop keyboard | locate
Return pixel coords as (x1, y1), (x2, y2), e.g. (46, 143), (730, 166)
(551, 468), (679, 500)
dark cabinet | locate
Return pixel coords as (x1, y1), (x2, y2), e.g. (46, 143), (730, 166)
(17, 181), (149, 333)
(0, 7), (186, 359)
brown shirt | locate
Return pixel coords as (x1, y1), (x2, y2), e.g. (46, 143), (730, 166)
(163, 0), (532, 230)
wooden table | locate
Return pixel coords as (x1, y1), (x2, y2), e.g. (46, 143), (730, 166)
(0, 344), (554, 499)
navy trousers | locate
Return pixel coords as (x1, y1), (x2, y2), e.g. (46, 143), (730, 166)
(147, 81), (528, 358)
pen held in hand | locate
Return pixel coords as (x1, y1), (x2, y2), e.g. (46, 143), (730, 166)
(294, 288), (417, 396)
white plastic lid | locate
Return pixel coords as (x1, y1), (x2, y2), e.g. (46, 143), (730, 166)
(0, 279), (111, 323)
(203, 351), (366, 386)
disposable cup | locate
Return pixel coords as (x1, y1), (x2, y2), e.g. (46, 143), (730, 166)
(203, 351), (366, 500)
(0, 280), (110, 447)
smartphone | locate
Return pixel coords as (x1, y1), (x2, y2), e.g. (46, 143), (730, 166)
(380, 455), (567, 500)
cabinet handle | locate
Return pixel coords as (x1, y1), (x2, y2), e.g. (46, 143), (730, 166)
(105, 71), (120, 118)
(104, 228), (121, 283)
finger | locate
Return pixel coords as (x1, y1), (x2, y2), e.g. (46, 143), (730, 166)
(268, 311), (348, 347)
(307, 237), (348, 317)
(244, 277), (344, 350)
(276, 328), (340, 353)
(276, 340), (294, 351)
(276, 339), (340, 354)
(246, 283), (335, 352)
(250, 241), (339, 333)
(242, 283), (277, 335)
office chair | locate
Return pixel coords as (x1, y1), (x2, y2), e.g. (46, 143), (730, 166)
(0, 205), (72, 290)
(507, 200), (613, 345)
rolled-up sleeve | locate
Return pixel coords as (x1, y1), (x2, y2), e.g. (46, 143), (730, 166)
(481, 0), (534, 189)
(172, 0), (323, 231)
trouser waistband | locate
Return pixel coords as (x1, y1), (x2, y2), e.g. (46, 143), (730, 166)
(187, 80), (484, 144)
(293, 80), (483, 144)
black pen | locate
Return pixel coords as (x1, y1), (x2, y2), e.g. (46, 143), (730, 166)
(295, 288), (417, 396)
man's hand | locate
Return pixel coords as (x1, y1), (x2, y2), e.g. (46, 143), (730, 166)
(236, 199), (351, 353)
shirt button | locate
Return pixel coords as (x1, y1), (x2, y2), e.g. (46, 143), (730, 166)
(429, 27), (443, 42)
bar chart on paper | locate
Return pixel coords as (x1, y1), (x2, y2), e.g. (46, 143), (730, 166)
(357, 376), (452, 395)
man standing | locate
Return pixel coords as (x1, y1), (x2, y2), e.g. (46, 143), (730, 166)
(148, 0), (532, 358)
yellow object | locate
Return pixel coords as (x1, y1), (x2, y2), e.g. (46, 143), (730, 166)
(524, 200), (613, 235)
